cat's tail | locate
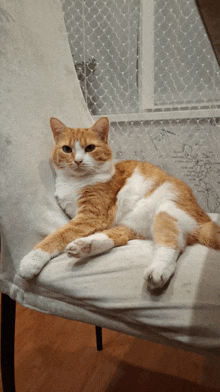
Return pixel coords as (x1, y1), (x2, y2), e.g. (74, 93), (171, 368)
(197, 220), (220, 250)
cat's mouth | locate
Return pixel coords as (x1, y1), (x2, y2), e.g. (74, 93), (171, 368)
(73, 166), (87, 176)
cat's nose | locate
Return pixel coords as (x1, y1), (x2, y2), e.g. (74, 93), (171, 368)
(74, 159), (83, 166)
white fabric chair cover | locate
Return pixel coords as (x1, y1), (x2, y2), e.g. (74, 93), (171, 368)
(0, 0), (220, 358)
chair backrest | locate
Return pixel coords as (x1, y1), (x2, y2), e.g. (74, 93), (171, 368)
(0, 0), (93, 278)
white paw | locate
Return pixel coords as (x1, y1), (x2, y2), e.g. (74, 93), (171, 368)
(65, 233), (114, 259)
(65, 239), (92, 258)
(144, 260), (176, 289)
(19, 249), (51, 280)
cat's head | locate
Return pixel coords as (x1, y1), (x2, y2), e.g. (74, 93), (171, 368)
(50, 117), (113, 177)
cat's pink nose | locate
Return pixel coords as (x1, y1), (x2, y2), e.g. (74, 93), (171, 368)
(74, 159), (83, 166)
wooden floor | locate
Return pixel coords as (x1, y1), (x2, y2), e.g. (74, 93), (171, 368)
(1, 299), (220, 392)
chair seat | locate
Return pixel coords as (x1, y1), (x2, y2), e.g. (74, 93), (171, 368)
(4, 213), (219, 357)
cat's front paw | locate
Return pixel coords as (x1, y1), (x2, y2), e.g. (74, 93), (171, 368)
(65, 239), (92, 258)
(19, 249), (50, 280)
(65, 233), (114, 259)
(144, 260), (176, 289)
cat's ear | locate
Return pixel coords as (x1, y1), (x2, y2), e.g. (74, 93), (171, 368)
(90, 117), (109, 143)
(50, 118), (68, 140)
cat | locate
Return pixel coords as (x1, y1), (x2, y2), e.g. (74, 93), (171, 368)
(19, 117), (220, 289)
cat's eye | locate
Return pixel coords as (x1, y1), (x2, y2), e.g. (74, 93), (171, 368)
(62, 145), (72, 153)
(85, 144), (95, 152)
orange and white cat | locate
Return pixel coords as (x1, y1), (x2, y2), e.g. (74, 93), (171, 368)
(19, 117), (220, 289)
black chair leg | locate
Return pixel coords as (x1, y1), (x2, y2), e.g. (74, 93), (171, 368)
(95, 326), (103, 351)
(1, 293), (16, 392)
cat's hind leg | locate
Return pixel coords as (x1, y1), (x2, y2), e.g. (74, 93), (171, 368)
(65, 225), (138, 258)
(144, 211), (182, 289)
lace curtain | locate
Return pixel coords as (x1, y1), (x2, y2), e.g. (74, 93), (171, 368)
(61, 0), (220, 213)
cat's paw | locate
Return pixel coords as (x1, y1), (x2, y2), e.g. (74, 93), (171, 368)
(19, 249), (50, 280)
(144, 260), (176, 289)
(65, 233), (114, 259)
(65, 239), (92, 258)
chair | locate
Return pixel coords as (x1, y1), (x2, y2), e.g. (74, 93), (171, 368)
(1, 1), (220, 392)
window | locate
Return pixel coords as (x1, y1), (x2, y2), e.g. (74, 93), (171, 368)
(140, 0), (220, 120)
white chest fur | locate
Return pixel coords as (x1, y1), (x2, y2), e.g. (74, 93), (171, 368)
(55, 172), (79, 218)
(55, 165), (115, 219)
